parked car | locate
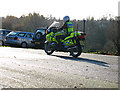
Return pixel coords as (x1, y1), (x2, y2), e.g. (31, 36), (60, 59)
(0, 29), (12, 46)
(32, 28), (47, 48)
(5, 31), (34, 48)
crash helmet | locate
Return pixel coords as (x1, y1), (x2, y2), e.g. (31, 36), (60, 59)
(63, 16), (70, 22)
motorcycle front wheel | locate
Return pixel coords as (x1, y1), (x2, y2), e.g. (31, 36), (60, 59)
(44, 42), (55, 55)
(70, 40), (82, 57)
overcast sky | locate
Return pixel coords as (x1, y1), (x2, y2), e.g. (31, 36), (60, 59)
(0, 0), (119, 20)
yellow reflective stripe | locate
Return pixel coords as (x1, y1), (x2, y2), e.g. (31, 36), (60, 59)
(67, 22), (73, 33)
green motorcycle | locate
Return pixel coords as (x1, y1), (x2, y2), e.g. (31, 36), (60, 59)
(44, 21), (86, 57)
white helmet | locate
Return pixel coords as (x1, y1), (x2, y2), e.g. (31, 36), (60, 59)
(63, 16), (70, 22)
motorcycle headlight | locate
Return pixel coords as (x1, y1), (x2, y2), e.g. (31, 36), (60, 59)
(46, 29), (50, 34)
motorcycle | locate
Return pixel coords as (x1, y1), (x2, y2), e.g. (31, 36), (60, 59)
(44, 21), (86, 57)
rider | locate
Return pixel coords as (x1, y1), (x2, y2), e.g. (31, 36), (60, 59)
(56, 16), (74, 44)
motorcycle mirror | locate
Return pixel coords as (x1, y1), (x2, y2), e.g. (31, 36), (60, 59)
(45, 26), (48, 29)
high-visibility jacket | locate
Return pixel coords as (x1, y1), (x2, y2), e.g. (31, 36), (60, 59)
(64, 22), (74, 34)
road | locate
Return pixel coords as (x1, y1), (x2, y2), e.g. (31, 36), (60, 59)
(0, 47), (119, 88)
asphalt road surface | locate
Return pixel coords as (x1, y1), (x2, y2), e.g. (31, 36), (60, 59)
(0, 47), (119, 88)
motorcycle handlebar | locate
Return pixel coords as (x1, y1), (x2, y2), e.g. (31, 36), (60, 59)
(46, 27), (59, 34)
(50, 27), (59, 33)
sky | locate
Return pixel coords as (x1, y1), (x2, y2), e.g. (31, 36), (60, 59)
(0, 0), (119, 20)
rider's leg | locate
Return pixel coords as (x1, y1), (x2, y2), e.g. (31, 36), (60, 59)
(56, 35), (65, 44)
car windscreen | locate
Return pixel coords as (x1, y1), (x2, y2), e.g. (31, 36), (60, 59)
(8, 32), (17, 36)
(36, 29), (45, 35)
(3, 31), (11, 35)
(25, 33), (33, 38)
(18, 33), (26, 37)
(0, 31), (11, 35)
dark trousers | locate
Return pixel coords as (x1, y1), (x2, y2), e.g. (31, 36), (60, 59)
(56, 35), (66, 43)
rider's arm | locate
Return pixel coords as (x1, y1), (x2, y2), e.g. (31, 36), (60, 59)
(57, 22), (67, 31)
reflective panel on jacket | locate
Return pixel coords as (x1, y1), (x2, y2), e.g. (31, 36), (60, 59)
(64, 22), (73, 34)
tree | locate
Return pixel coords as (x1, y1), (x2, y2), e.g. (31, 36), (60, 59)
(22, 13), (49, 32)
(114, 17), (120, 55)
(2, 16), (20, 30)
(104, 17), (120, 55)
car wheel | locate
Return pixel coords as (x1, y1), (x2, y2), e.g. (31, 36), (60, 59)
(35, 32), (42, 40)
(21, 42), (27, 48)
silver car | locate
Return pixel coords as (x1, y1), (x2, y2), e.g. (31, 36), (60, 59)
(0, 29), (12, 46)
(5, 31), (34, 48)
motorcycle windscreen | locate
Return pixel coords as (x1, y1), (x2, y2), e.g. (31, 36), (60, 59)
(48, 21), (60, 29)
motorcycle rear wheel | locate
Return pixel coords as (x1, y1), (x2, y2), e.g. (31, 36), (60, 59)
(70, 40), (82, 57)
